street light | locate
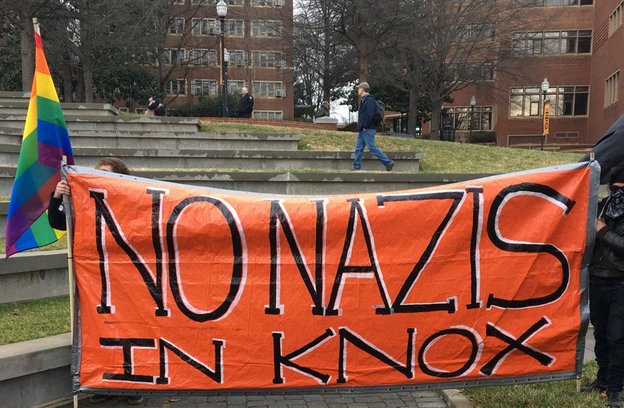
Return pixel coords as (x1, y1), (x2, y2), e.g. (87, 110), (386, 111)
(217, 0), (228, 117)
(468, 95), (476, 143)
(541, 77), (549, 150)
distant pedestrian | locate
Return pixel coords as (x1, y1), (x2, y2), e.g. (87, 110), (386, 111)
(237, 87), (254, 118)
(147, 96), (166, 117)
(351, 82), (394, 171)
(316, 101), (330, 118)
(582, 166), (624, 408)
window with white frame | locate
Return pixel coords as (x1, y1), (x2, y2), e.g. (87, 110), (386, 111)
(512, 30), (592, 55)
(251, 20), (282, 37)
(463, 24), (496, 42)
(252, 0), (285, 6)
(251, 51), (284, 67)
(610, 2), (623, 36)
(168, 17), (185, 35)
(253, 81), (285, 97)
(188, 49), (217, 66)
(253, 111), (283, 120)
(228, 80), (246, 94)
(192, 18), (218, 35)
(605, 71), (620, 107)
(442, 106), (493, 131)
(164, 48), (187, 65)
(167, 79), (187, 95)
(510, 85), (589, 117)
(224, 19), (244, 36)
(228, 50), (247, 67)
(191, 79), (218, 96)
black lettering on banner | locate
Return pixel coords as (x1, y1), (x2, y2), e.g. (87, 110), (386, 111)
(480, 316), (554, 376)
(466, 187), (484, 309)
(272, 329), (335, 385)
(166, 196), (246, 322)
(337, 327), (415, 383)
(376, 191), (466, 314)
(266, 199), (327, 316)
(90, 190), (168, 316)
(326, 199), (392, 316)
(418, 327), (482, 378)
(147, 188), (170, 317)
(100, 338), (156, 383)
(157, 338), (225, 384)
(486, 183), (575, 309)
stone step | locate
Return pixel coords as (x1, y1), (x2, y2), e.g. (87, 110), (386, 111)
(0, 128), (300, 151)
(0, 171), (487, 239)
(0, 114), (201, 133)
(0, 91), (29, 103)
(0, 101), (119, 116)
(0, 144), (422, 172)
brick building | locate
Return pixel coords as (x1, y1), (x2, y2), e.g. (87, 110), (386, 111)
(162, 0), (294, 120)
(447, 1), (623, 147)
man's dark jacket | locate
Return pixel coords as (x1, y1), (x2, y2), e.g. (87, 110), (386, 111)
(238, 93), (254, 118)
(48, 194), (66, 231)
(591, 200), (624, 279)
(357, 94), (376, 131)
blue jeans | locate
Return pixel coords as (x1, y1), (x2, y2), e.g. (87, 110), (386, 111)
(352, 128), (393, 169)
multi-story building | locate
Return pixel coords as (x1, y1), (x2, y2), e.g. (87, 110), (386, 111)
(163, 0), (294, 120)
(447, 1), (624, 147)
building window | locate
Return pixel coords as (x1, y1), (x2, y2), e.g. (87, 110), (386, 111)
(228, 50), (247, 67)
(253, 111), (284, 120)
(191, 79), (218, 96)
(228, 80), (246, 94)
(610, 2), (624, 36)
(510, 85), (589, 117)
(605, 71), (620, 107)
(223, 19), (244, 37)
(513, 0), (593, 6)
(463, 24), (496, 42)
(252, 0), (285, 6)
(253, 81), (285, 97)
(443, 106), (493, 131)
(251, 20), (282, 37)
(168, 17), (185, 35)
(192, 18), (218, 35)
(188, 49), (217, 66)
(167, 79), (187, 96)
(451, 62), (494, 81)
(251, 51), (284, 68)
(164, 48), (187, 65)
(512, 30), (592, 55)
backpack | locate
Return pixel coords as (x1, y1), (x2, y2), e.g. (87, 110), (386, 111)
(373, 99), (385, 125)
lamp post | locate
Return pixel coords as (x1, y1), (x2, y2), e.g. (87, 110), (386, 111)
(541, 77), (549, 151)
(217, 0), (228, 117)
(468, 95), (476, 143)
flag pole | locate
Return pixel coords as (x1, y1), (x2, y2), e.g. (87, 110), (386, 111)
(60, 156), (78, 408)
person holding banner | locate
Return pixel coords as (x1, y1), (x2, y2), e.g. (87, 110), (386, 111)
(48, 157), (142, 405)
(584, 167), (624, 408)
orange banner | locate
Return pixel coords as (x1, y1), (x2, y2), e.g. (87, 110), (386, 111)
(69, 163), (598, 393)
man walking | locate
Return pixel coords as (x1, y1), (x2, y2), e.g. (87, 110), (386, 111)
(583, 167), (624, 407)
(352, 82), (394, 171)
(237, 87), (254, 118)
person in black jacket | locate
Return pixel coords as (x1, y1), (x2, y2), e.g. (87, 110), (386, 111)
(583, 167), (624, 408)
(237, 87), (254, 118)
(352, 82), (394, 171)
(49, 157), (130, 231)
(147, 96), (166, 117)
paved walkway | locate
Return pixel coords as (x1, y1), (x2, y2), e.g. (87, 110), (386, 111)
(62, 390), (449, 408)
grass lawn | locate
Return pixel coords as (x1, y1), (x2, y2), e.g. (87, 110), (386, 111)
(464, 361), (605, 408)
(201, 122), (580, 174)
(0, 296), (70, 345)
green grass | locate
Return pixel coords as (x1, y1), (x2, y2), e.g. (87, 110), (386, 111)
(201, 122), (580, 174)
(464, 361), (605, 408)
(0, 296), (70, 345)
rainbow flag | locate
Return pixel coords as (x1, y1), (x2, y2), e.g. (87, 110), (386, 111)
(5, 21), (74, 257)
